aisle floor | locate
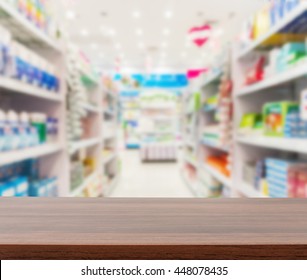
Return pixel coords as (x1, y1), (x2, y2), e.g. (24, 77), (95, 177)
(110, 150), (195, 198)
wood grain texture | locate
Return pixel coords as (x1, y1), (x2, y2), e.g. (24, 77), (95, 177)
(0, 198), (307, 259)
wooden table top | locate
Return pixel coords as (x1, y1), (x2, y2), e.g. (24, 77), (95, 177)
(1, 198), (307, 259)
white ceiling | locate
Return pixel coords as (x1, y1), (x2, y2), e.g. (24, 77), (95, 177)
(59, 0), (263, 71)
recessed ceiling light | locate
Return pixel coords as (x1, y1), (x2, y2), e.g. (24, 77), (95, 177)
(163, 28), (170, 35)
(66, 10), (76, 20)
(185, 41), (191, 48)
(214, 28), (224, 37)
(132, 11), (141, 18)
(136, 28), (143, 36)
(90, 43), (98, 50)
(80, 28), (89, 36)
(108, 29), (116, 36)
(164, 11), (173, 19)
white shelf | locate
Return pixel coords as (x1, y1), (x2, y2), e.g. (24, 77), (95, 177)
(81, 102), (100, 113)
(70, 171), (100, 197)
(71, 138), (100, 154)
(184, 156), (198, 168)
(201, 164), (232, 189)
(104, 109), (116, 117)
(202, 70), (223, 88)
(0, 1), (62, 52)
(185, 139), (196, 148)
(103, 130), (117, 140)
(103, 153), (117, 165)
(237, 62), (307, 96)
(0, 144), (62, 166)
(141, 104), (176, 110)
(181, 171), (199, 197)
(237, 135), (307, 154)
(202, 139), (229, 152)
(237, 3), (307, 59)
(104, 174), (120, 196)
(237, 182), (268, 198)
(0, 76), (63, 102)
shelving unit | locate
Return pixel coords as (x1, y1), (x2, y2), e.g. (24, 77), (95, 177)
(0, 144), (63, 166)
(101, 80), (120, 196)
(201, 164), (232, 190)
(139, 90), (179, 162)
(236, 2), (307, 60)
(70, 171), (100, 197)
(0, 1), (68, 197)
(71, 138), (101, 155)
(232, 1), (307, 198)
(0, 1), (62, 52)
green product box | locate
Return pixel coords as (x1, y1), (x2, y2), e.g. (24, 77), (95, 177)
(263, 101), (299, 137)
(240, 113), (262, 131)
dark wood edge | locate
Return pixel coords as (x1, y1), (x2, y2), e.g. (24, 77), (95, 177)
(1, 245), (307, 260)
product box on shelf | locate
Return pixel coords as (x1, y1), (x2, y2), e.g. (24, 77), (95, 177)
(0, 159), (58, 197)
(265, 158), (307, 198)
(263, 101), (299, 137)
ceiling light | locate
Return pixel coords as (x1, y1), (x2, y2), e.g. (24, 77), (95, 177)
(136, 28), (143, 36)
(80, 28), (89, 37)
(66, 10), (76, 20)
(214, 28), (224, 37)
(132, 11), (141, 18)
(161, 42), (168, 48)
(108, 29), (116, 36)
(163, 28), (170, 35)
(164, 10), (173, 19)
(185, 41), (191, 48)
(90, 43), (98, 50)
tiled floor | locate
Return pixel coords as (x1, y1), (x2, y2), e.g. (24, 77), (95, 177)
(110, 150), (195, 198)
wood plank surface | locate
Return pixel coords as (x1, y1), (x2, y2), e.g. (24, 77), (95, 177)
(0, 198), (307, 259)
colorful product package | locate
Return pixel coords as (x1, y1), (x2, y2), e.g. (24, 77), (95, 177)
(263, 101), (299, 137)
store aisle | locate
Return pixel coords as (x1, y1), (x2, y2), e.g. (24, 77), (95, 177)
(110, 151), (195, 198)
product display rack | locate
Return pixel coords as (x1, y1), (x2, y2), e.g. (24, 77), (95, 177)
(181, 89), (202, 196)
(199, 53), (233, 198)
(0, 2), (67, 197)
(139, 90), (179, 162)
(0, 3), (121, 198)
(121, 91), (141, 149)
(180, 2), (307, 199)
(101, 84), (120, 196)
(232, 1), (307, 198)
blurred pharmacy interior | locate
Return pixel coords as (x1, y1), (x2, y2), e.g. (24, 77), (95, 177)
(0, 0), (307, 199)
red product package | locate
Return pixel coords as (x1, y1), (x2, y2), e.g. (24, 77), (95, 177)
(245, 56), (266, 86)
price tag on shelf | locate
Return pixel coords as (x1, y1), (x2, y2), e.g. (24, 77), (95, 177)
(301, 89), (307, 121)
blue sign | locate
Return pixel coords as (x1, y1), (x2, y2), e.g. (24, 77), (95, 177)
(115, 73), (188, 88)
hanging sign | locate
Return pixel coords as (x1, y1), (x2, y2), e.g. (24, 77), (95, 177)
(188, 24), (212, 47)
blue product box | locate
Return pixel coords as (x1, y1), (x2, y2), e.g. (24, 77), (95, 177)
(26, 63), (36, 84)
(0, 44), (9, 75)
(0, 181), (15, 197)
(40, 70), (49, 89)
(265, 158), (292, 172)
(14, 177), (29, 196)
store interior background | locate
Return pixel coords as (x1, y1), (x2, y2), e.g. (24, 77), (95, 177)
(0, 0), (307, 199)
